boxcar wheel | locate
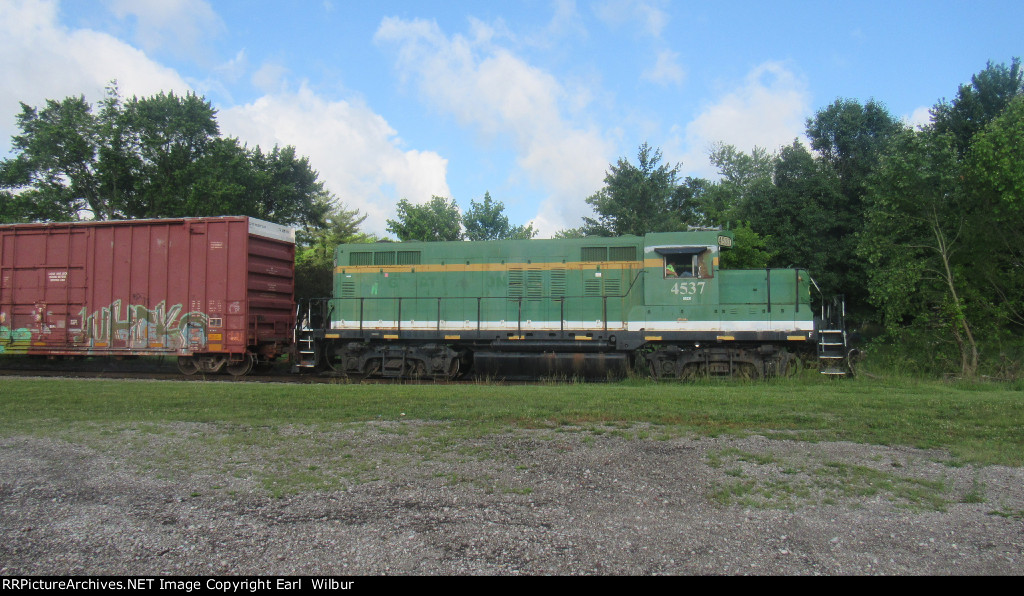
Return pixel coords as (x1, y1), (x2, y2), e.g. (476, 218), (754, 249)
(177, 356), (200, 375)
(226, 354), (255, 377)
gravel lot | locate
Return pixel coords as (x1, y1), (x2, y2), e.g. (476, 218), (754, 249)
(1, 421), (1022, 575)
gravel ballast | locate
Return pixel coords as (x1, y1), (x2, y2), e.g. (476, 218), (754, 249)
(1, 422), (1022, 575)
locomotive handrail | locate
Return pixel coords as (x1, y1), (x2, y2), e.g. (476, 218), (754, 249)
(322, 293), (635, 332)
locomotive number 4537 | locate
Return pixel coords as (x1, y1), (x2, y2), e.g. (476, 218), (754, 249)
(670, 281), (705, 295)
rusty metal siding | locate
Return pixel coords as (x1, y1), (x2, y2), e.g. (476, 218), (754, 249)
(0, 217), (295, 358)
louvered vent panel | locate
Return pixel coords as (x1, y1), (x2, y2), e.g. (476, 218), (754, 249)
(397, 251), (421, 265)
(508, 268), (524, 297)
(349, 252), (372, 266)
(550, 269), (567, 297)
(584, 279), (602, 296)
(581, 247), (608, 262)
(604, 278), (621, 296)
(374, 251), (396, 266)
(609, 246), (637, 261)
(340, 282), (356, 297)
(526, 269), (544, 299)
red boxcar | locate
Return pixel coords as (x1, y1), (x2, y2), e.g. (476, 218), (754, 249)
(0, 216), (295, 375)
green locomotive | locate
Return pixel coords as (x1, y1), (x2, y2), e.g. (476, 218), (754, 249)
(294, 230), (849, 379)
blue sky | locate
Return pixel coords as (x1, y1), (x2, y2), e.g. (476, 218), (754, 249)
(1, 0), (1020, 236)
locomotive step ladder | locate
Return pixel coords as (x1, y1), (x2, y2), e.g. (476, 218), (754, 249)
(292, 300), (321, 371)
(818, 295), (852, 377)
(818, 329), (849, 376)
(296, 333), (319, 369)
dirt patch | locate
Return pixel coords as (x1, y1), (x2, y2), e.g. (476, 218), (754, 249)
(1, 422), (1022, 575)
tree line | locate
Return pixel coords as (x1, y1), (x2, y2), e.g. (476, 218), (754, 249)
(558, 59), (1023, 378)
(2, 60), (1022, 377)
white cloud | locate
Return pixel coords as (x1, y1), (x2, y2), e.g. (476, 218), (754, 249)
(105, 0), (224, 61)
(595, 0), (669, 37)
(904, 106), (933, 130)
(251, 62), (290, 94)
(525, 0), (587, 48)
(374, 17), (613, 236)
(672, 62), (811, 178)
(642, 49), (685, 86)
(1, 1), (449, 236)
(0, 0), (192, 156)
(219, 84), (450, 234)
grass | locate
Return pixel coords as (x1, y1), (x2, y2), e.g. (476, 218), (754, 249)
(706, 449), (952, 512)
(1, 374), (1022, 498)
(3, 374), (1021, 465)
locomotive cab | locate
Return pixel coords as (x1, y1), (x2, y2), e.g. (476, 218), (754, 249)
(641, 231), (728, 313)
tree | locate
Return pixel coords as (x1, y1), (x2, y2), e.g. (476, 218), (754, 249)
(696, 142), (775, 229)
(860, 128), (979, 377)
(121, 90), (220, 218)
(582, 143), (690, 236)
(933, 58), (1024, 156)
(0, 85), (329, 229)
(746, 141), (850, 298)
(386, 196), (462, 241)
(294, 201), (373, 299)
(669, 176), (717, 228)
(806, 98), (902, 206)
(718, 223), (775, 269)
(463, 191), (537, 240)
(963, 95), (1024, 328)
(802, 99), (902, 313)
(0, 95), (102, 220)
(552, 227), (587, 239)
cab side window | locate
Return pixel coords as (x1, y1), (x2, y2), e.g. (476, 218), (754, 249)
(663, 249), (712, 279)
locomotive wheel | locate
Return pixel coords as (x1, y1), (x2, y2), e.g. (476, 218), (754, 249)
(679, 363), (705, 381)
(226, 354), (255, 377)
(734, 362), (760, 380)
(324, 351), (345, 374)
(783, 352), (801, 378)
(447, 357), (461, 379)
(177, 356), (200, 375)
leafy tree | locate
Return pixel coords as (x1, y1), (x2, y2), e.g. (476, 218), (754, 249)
(708, 142), (774, 189)
(463, 192), (537, 240)
(963, 95), (1024, 328)
(386, 196), (462, 241)
(121, 90), (220, 217)
(933, 58), (1024, 156)
(802, 99), (902, 313)
(295, 201), (373, 299)
(246, 144), (331, 227)
(552, 227), (587, 239)
(806, 98), (902, 206)
(860, 128), (979, 377)
(670, 176), (717, 228)
(0, 95), (102, 220)
(702, 142), (774, 228)
(718, 223), (775, 269)
(582, 143), (691, 236)
(0, 85), (328, 229)
(749, 141), (850, 298)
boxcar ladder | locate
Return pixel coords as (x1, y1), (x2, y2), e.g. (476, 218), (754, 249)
(818, 295), (851, 377)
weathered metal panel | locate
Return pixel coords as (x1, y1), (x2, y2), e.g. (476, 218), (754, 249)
(0, 217), (295, 358)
